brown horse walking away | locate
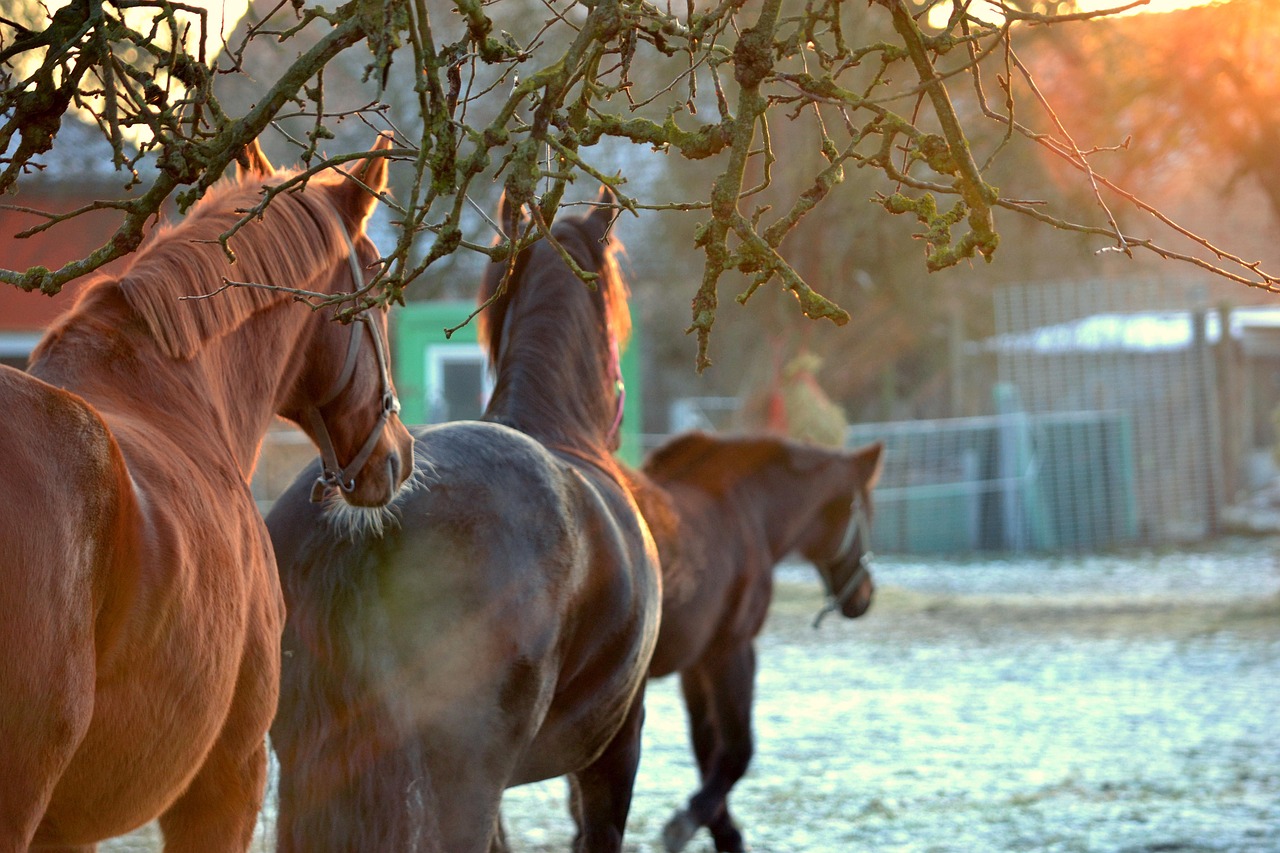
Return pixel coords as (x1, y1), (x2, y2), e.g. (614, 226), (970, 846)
(631, 431), (883, 853)
(266, 188), (661, 852)
(0, 139), (412, 851)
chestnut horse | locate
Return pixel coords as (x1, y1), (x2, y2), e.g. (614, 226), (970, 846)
(266, 189), (661, 852)
(633, 431), (882, 853)
(0, 139), (412, 851)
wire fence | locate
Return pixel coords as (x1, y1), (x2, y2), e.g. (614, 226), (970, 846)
(847, 410), (1137, 554)
(989, 278), (1224, 545)
(669, 278), (1230, 554)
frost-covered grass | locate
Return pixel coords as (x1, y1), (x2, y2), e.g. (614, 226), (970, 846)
(107, 536), (1280, 852)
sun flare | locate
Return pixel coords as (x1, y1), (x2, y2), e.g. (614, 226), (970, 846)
(1076, 0), (1225, 12)
(928, 0), (1228, 28)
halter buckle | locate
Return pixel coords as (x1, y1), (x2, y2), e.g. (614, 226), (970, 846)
(310, 468), (354, 502)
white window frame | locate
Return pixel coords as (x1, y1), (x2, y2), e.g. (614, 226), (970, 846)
(425, 343), (493, 422)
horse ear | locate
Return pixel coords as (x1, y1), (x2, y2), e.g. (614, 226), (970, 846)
(588, 185), (620, 235)
(497, 191), (528, 241)
(235, 138), (274, 178)
(851, 441), (884, 492)
(333, 134), (392, 228)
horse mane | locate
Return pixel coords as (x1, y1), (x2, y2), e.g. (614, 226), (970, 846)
(475, 204), (630, 366)
(471, 197), (631, 452)
(643, 431), (721, 478)
(116, 170), (351, 360)
(643, 432), (788, 497)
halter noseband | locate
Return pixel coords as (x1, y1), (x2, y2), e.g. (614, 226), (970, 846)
(812, 492), (874, 629)
(305, 223), (401, 503)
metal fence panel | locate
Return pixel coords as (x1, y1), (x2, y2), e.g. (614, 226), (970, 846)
(992, 278), (1221, 543)
(848, 411), (1138, 555)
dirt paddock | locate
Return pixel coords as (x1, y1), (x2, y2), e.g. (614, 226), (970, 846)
(107, 536), (1280, 852)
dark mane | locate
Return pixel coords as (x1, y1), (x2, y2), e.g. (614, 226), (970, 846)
(474, 198), (630, 450)
(476, 208), (630, 364)
(643, 431), (720, 478)
(644, 432), (787, 497)
(112, 170), (352, 360)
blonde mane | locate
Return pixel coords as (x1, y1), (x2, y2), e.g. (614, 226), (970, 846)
(119, 171), (352, 359)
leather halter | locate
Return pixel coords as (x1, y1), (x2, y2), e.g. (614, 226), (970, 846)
(812, 492), (874, 628)
(304, 224), (401, 503)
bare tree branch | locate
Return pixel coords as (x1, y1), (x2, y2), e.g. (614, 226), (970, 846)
(1, 0), (1276, 369)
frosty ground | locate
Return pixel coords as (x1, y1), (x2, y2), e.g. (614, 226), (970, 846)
(108, 536), (1280, 852)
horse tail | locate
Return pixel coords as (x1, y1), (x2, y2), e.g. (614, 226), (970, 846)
(266, 466), (440, 853)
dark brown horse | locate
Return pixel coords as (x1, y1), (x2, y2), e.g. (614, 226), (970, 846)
(632, 431), (883, 853)
(266, 189), (661, 852)
(0, 139), (412, 850)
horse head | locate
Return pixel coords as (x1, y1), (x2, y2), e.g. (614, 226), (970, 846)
(799, 441), (884, 624)
(269, 136), (414, 508)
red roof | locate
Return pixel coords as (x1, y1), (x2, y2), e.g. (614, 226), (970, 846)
(0, 198), (126, 332)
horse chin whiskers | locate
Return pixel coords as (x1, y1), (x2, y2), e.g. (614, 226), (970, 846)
(320, 465), (427, 540)
(322, 496), (399, 540)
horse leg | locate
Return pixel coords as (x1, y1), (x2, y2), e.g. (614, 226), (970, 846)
(661, 666), (716, 853)
(157, 615), (278, 853)
(567, 690), (646, 853)
(155, 733), (268, 853)
(0, 698), (91, 852)
(699, 643), (756, 853)
(487, 811), (510, 853)
(0, 633), (94, 851)
(668, 644), (756, 853)
(431, 774), (504, 853)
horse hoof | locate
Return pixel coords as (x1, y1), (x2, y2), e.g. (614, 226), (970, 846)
(662, 810), (699, 853)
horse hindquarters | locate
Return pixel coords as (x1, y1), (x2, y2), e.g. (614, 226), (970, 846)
(2, 369), (280, 852)
(270, 456), (518, 853)
(269, 425), (659, 853)
(273, 663), (442, 853)
(0, 373), (118, 848)
(0, 575), (96, 849)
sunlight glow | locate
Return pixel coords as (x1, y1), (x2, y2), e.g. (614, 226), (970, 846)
(1072, 0), (1225, 12)
(45, 0), (251, 58)
(29, 0), (254, 147)
(927, 0), (1227, 28)
(188, 0), (253, 56)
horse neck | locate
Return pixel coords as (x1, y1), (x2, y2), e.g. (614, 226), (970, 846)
(484, 263), (616, 456)
(736, 456), (852, 561)
(31, 282), (311, 476)
(202, 303), (314, 469)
